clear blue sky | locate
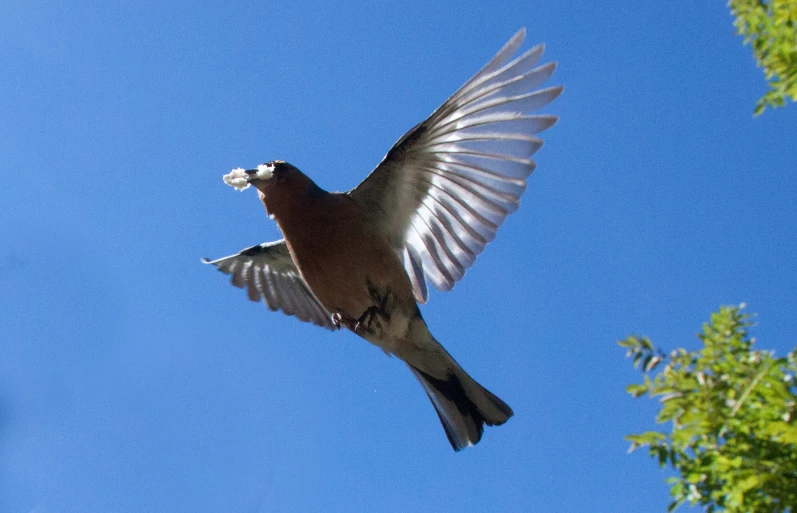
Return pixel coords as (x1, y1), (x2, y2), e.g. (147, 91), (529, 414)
(2, 1), (796, 512)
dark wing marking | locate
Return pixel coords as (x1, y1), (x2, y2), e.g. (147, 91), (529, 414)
(349, 28), (562, 303)
(203, 240), (336, 329)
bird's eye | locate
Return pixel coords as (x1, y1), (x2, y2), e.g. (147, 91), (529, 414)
(270, 163), (288, 181)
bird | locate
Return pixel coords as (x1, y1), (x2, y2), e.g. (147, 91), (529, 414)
(204, 28), (561, 451)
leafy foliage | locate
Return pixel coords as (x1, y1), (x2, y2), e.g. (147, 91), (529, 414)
(728, 0), (797, 115)
(620, 305), (797, 512)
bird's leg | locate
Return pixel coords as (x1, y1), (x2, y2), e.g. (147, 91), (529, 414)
(354, 306), (380, 332)
(353, 283), (395, 334)
(366, 282), (393, 319)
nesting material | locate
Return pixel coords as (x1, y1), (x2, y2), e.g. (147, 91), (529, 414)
(223, 168), (250, 191)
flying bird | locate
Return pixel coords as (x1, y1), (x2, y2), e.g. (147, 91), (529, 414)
(204, 28), (561, 451)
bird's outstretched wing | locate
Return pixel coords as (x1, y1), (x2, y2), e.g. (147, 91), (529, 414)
(349, 28), (562, 303)
(202, 240), (336, 329)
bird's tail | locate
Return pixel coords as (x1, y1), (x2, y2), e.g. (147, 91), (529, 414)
(407, 347), (513, 451)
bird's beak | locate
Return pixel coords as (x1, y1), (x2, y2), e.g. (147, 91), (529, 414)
(246, 164), (273, 182)
(243, 170), (262, 186)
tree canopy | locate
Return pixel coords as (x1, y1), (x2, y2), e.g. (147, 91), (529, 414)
(729, 0), (797, 115)
(621, 305), (797, 512)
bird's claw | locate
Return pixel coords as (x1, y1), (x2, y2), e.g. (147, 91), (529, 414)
(354, 306), (380, 332)
(331, 313), (342, 330)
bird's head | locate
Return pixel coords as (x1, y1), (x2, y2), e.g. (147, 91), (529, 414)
(223, 160), (322, 217)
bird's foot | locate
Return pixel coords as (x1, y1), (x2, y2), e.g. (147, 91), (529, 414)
(354, 306), (380, 333)
(331, 313), (343, 330)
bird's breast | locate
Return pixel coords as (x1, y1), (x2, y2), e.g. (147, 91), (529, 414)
(274, 194), (416, 323)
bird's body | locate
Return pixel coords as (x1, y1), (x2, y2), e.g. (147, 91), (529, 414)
(262, 178), (418, 353)
(206, 29), (562, 450)
(259, 173), (462, 375)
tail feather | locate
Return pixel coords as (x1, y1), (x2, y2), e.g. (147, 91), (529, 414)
(409, 364), (514, 451)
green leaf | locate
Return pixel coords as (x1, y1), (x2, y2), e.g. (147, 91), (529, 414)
(626, 384), (648, 398)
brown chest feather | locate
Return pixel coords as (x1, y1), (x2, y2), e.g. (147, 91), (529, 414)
(273, 193), (415, 318)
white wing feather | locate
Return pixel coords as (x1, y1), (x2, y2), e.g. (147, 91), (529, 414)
(350, 29), (562, 302)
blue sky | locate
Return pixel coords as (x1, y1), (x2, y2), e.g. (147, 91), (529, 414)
(2, 1), (796, 512)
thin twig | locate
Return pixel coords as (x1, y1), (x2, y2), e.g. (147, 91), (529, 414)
(718, 360), (774, 438)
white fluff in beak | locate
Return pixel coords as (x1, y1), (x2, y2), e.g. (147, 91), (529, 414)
(222, 163), (274, 191)
(223, 168), (250, 191)
(255, 163), (273, 179)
